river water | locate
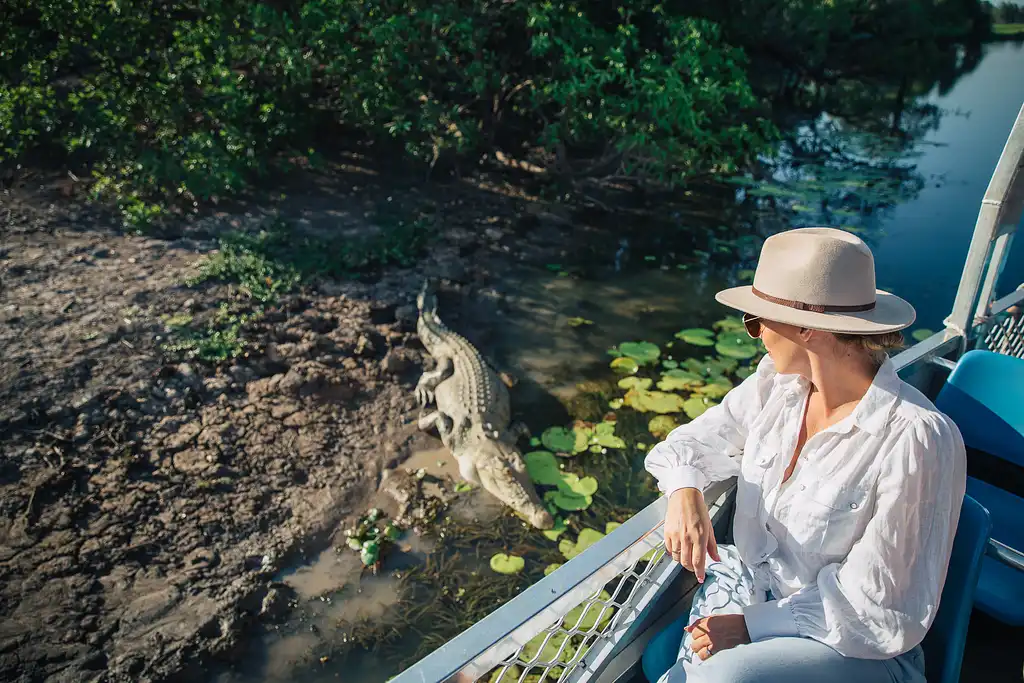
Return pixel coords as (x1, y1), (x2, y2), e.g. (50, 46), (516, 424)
(215, 41), (1024, 683)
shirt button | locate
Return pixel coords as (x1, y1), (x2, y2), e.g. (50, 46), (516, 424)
(800, 484), (806, 490)
(850, 502), (859, 510)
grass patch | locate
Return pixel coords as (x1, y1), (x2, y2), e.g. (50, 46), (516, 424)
(164, 208), (434, 363)
(993, 23), (1024, 36)
(161, 303), (260, 363)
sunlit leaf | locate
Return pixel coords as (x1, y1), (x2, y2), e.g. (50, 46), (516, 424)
(648, 414), (679, 438)
(490, 553), (525, 575)
(525, 451), (562, 485)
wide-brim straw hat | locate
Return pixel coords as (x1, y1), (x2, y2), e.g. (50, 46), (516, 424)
(715, 227), (916, 334)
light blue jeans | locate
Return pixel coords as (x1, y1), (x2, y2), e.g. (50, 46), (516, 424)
(657, 545), (927, 683)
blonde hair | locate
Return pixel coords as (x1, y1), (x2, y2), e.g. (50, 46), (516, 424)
(833, 330), (905, 367)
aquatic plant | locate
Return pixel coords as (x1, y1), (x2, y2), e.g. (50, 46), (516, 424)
(525, 451), (563, 486)
(343, 508), (404, 568)
(610, 356), (640, 375)
(656, 369), (704, 391)
(490, 553), (526, 575)
(623, 388), (687, 414)
(674, 328), (716, 346)
(648, 415), (680, 438)
(609, 341), (661, 365)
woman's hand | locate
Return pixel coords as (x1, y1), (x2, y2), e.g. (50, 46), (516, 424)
(686, 614), (750, 661)
(665, 487), (720, 582)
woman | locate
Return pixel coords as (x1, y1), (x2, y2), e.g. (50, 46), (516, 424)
(644, 227), (967, 683)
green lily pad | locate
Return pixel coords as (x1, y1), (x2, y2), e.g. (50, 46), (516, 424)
(605, 521), (622, 534)
(738, 269), (756, 282)
(662, 359), (678, 369)
(624, 388), (686, 414)
(618, 376), (653, 391)
(735, 365), (755, 380)
(522, 631), (571, 663)
(648, 415), (679, 438)
(557, 473), (598, 497)
(674, 328), (715, 346)
(610, 356), (639, 375)
(703, 356), (739, 375)
(525, 451), (562, 486)
(544, 563), (562, 576)
(546, 489), (592, 511)
(567, 317), (593, 327)
(683, 396), (717, 419)
(616, 341), (661, 365)
(593, 421), (626, 449)
(489, 665), (521, 683)
(542, 427), (577, 454)
(657, 369), (704, 391)
(542, 517), (568, 541)
(529, 437), (541, 447)
(713, 316), (746, 333)
(563, 590), (614, 631)
(911, 328), (934, 342)
(608, 398), (623, 409)
(560, 527), (607, 560)
(715, 340), (758, 359)
(695, 375), (733, 399)
(490, 553), (526, 575)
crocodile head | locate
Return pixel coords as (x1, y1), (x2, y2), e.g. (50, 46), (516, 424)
(460, 426), (554, 530)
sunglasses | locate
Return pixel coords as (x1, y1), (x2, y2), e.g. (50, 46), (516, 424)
(742, 313), (762, 339)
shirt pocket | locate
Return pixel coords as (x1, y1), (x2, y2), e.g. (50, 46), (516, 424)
(789, 482), (869, 558)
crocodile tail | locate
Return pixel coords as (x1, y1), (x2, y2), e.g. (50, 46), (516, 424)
(417, 279), (438, 316)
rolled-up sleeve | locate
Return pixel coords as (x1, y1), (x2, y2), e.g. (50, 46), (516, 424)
(644, 355), (773, 496)
(745, 413), (967, 658)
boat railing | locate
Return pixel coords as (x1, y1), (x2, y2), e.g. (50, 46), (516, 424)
(393, 104), (1024, 683)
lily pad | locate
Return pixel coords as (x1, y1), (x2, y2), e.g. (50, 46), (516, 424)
(545, 489), (592, 511)
(605, 521), (622, 534)
(735, 365), (755, 380)
(657, 369), (704, 391)
(592, 421), (626, 449)
(489, 666), (521, 683)
(618, 376), (653, 391)
(544, 563), (562, 576)
(738, 269), (756, 282)
(616, 341), (661, 365)
(608, 398), (623, 409)
(662, 359), (678, 369)
(490, 553), (526, 575)
(703, 356), (739, 375)
(674, 328), (715, 346)
(522, 631), (571, 664)
(558, 473), (598, 497)
(560, 527), (606, 560)
(542, 517), (568, 541)
(713, 316), (746, 333)
(542, 427), (577, 454)
(610, 356), (639, 375)
(525, 451), (562, 486)
(911, 328), (934, 342)
(567, 317), (593, 327)
(648, 415), (679, 438)
(624, 388), (686, 414)
(695, 375), (733, 399)
(715, 340), (758, 360)
(683, 396), (717, 419)
(563, 590), (614, 631)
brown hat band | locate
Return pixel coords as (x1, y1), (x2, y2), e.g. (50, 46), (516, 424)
(752, 286), (876, 313)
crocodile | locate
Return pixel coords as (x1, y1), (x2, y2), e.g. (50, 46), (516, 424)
(414, 282), (554, 530)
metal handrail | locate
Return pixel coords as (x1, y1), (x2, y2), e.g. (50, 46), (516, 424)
(945, 102), (1024, 343)
(390, 479), (736, 683)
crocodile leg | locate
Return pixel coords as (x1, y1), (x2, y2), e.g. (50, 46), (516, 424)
(418, 410), (454, 438)
(415, 356), (453, 407)
(508, 421), (531, 442)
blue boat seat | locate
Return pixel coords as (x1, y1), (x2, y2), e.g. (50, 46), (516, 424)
(935, 349), (1024, 626)
(640, 496), (992, 683)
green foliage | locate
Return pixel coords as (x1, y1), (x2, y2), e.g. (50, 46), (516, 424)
(161, 303), (259, 362)
(1, 0), (774, 226)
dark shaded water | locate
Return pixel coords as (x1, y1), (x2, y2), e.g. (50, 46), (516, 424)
(216, 42), (1024, 683)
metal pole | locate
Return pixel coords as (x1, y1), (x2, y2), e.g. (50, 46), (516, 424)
(944, 103), (1024, 351)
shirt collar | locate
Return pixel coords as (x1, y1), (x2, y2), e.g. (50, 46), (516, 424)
(773, 356), (901, 438)
(848, 357), (902, 437)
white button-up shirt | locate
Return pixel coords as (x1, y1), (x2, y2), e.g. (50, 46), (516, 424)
(644, 354), (967, 659)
